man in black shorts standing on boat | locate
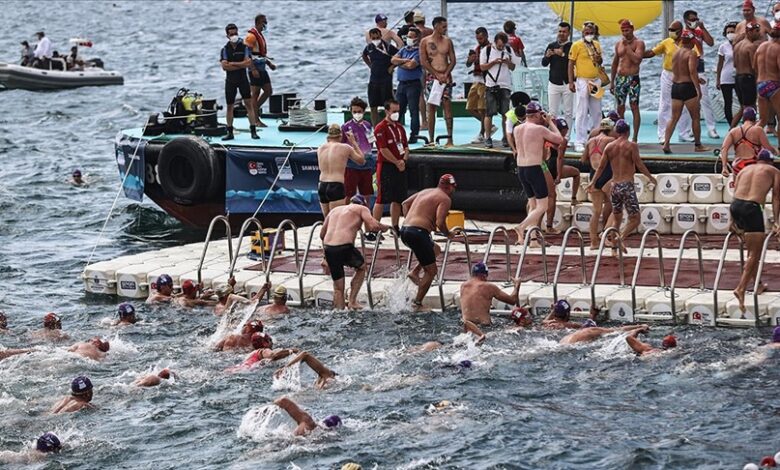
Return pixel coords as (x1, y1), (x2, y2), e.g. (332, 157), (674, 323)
(220, 23), (260, 141)
(400, 174), (456, 311)
(730, 149), (780, 312)
(731, 22), (762, 126)
(317, 124), (365, 216)
(320, 195), (389, 310)
(373, 98), (409, 231)
(589, 119), (656, 252)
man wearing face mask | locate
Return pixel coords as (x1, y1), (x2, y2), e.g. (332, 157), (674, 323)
(372, 98), (408, 232)
(682, 10), (719, 139)
(245, 14), (276, 128)
(392, 28), (423, 143)
(735, 0), (773, 43)
(363, 28), (399, 126)
(341, 97), (376, 201)
(568, 23), (603, 152)
(732, 22), (763, 126)
(220, 23), (260, 141)
(717, 22), (739, 127)
(480, 32), (518, 148)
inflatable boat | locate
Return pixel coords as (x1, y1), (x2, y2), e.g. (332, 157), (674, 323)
(0, 62), (123, 90)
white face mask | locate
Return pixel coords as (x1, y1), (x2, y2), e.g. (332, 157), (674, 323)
(774, 11), (780, 21)
(371, 39), (381, 47)
(726, 32), (736, 41)
(584, 34), (595, 42)
(229, 35), (239, 44)
(390, 112), (400, 122)
(406, 37), (416, 47)
(687, 21), (698, 29)
(352, 112), (364, 122)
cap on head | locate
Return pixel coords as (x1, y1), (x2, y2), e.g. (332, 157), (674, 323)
(554, 117), (569, 130)
(743, 0), (755, 9)
(216, 285), (233, 299)
(156, 274), (173, 288)
(92, 337), (110, 352)
(615, 119), (630, 135)
(251, 331), (273, 349)
(525, 101), (542, 114)
(758, 148), (774, 162)
(350, 194), (368, 206)
(0, 310), (6, 329)
(72, 169), (82, 178)
(607, 110), (620, 122)
(582, 319), (597, 328)
(43, 312), (61, 329)
(553, 300), (571, 319)
(246, 319), (264, 333)
(158, 368), (171, 380)
(746, 21), (761, 31)
(273, 285), (287, 299)
(71, 375), (93, 395)
(619, 19), (634, 29)
(117, 302), (135, 319)
(181, 279), (197, 296)
(439, 173), (457, 187)
(599, 118), (614, 130)
(36, 432), (61, 453)
(662, 334), (677, 349)
(743, 106), (757, 122)
(323, 415), (342, 428)
(225, 23), (238, 33)
(680, 29), (695, 40)
(471, 261), (489, 277)
(327, 123), (342, 139)
(413, 10), (425, 22)
(458, 359), (472, 368)
(772, 325), (780, 343)
(375, 14), (387, 23)
(342, 464), (362, 470)
(510, 306), (532, 326)
(760, 456), (777, 468)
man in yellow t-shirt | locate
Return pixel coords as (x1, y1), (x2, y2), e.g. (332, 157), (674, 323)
(644, 20), (694, 143)
(568, 23), (603, 151)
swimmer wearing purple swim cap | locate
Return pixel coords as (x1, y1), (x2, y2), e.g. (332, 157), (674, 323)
(36, 432), (61, 453)
(51, 375), (95, 414)
(147, 274), (174, 304)
(542, 299), (592, 330)
(274, 396), (340, 436)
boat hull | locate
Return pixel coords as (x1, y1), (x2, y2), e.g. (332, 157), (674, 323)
(0, 63), (123, 90)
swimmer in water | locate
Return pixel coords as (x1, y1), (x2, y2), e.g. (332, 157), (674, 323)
(176, 280), (219, 308)
(542, 300), (587, 329)
(255, 285), (290, 315)
(147, 274), (174, 304)
(32, 312), (69, 342)
(230, 332), (299, 370)
(410, 341), (443, 352)
(766, 325), (780, 349)
(213, 319), (264, 352)
(275, 351), (337, 389)
(134, 368), (175, 387)
(115, 302), (137, 325)
(560, 321), (649, 344)
(70, 169), (84, 186)
(0, 347), (36, 361)
(273, 396), (342, 436)
(0, 432), (61, 464)
(460, 262), (522, 327)
(625, 326), (676, 355)
(68, 337), (109, 361)
(0, 310), (7, 333)
(51, 375), (95, 413)
(213, 277), (249, 315)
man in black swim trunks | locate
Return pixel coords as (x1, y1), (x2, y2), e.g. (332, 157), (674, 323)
(730, 149), (780, 312)
(220, 23), (260, 141)
(662, 30), (710, 154)
(321, 195), (389, 310)
(732, 22), (762, 126)
(400, 174), (456, 311)
(317, 124), (365, 216)
(582, 118), (616, 248)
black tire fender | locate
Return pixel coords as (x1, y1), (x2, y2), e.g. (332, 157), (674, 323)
(157, 136), (217, 205)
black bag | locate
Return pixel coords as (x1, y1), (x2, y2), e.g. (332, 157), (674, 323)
(482, 45), (508, 90)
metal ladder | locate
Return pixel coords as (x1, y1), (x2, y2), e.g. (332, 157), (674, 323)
(669, 229), (707, 325)
(630, 229), (668, 315)
(514, 226), (548, 284)
(482, 226), (516, 313)
(590, 227), (626, 315)
(750, 232), (779, 327)
(295, 221), (323, 307)
(364, 229), (402, 309)
(711, 232), (745, 326)
(264, 219), (300, 303)
(436, 226), (472, 311)
(552, 227), (588, 303)
(198, 216), (233, 288)
(228, 217), (265, 279)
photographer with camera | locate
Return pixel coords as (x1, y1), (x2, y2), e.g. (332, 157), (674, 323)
(479, 32), (518, 148)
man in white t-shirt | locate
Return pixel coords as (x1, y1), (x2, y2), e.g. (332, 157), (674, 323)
(480, 32), (518, 148)
(33, 31), (52, 69)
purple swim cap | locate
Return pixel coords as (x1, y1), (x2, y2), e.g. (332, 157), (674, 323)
(117, 302), (135, 318)
(525, 101), (542, 114)
(758, 148), (774, 162)
(607, 110), (620, 122)
(773, 325), (780, 343)
(323, 415), (342, 428)
(553, 299), (571, 319)
(554, 117), (569, 130)
(72, 169), (82, 178)
(156, 274), (173, 287)
(36, 432), (61, 453)
(71, 376), (93, 395)
(582, 319), (597, 328)
(350, 194), (368, 206)
(471, 262), (488, 276)
(743, 107), (757, 122)
(458, 360), (472, 368)
(615, 119), (630, 134)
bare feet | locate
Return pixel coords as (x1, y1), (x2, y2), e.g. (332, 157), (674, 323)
(444, 141), (455, 148)
(513, 226), (524, 246)
(347, 301), (364, 310)
(544, 226), (561, 235)
(733, 288), (746, 314)
(412, 302), (431, 312)
(662, 145), (672, 154)
(755, 282), (768, 295)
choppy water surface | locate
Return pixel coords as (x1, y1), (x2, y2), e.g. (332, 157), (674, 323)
(1, 1), (779, 468)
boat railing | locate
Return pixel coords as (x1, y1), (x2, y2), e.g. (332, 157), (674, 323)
(590, 227), (626, 312)
(751, 231), (779, 327)
(711, 232), (745, 325)
(514, 226), (548, 284)
(264, 219), (300, 301)
(669, 229), (707, 325)
(365, 229), (403, 309)
(630, 229), (667, 313)
(482, 225), (513, 286)
(437, 227), (472, 311)
(198, 216), (233, 288)
(293, 221), (324, 307)
(553, 227), (587, 302)
(228, 217), (264, 279)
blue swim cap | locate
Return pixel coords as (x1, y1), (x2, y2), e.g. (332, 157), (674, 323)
(582, 319), (597, 328)
(773, 325), (780, 343)
(36, 432), (61, 453)
(72, 169), (82, 178)
(615, 119), (630, 135)
(607, 110), (620, 122)
(471, 262), (488, 276)
(71, 376), (93, 395)
(156, 274), (173, 287)
(458, 360), (472, 368)
(743, 107), (757, 122)
(553, 300), (571, 319)
(350, 194), (368, 206)
(323, 415), (342, 428)
(117, 302), (135, 318)
(758, 148), (774, 162)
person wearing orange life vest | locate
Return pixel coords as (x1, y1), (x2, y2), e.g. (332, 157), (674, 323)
(245, 14), (277, 128)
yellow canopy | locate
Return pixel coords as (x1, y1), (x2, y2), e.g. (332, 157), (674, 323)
(547, 1), (662, 37)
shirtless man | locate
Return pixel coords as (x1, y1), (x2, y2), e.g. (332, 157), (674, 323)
(589, 120), (656, 251)
(317, 124), (365, 216)
(275, 351), (337, 389)
(273, 396), (342, 436)
(460, 262), (521, 327)
(0, 432), (62, 464)
(176, 280), (218, 308)
(542, 300), (585, 329)
(610, 19), (645, 143)
(229, 332), (298, 371)
(730, 149), (780, 312)
(51, 376), (95, 414)
(400, 174), (456, 311)
(147, 274), (174, 304)
(213, 319), (264, 351)
(583, 119), (616, 248)
(256, 285), (290, 315)
(560, 322), (648, 344)
(321, 195), (389, 310)
(420, 16), (456, 147)
(134, 368), (174, 387)
(213, 277), (246, 315)
(735, 0), (772, 43)
(70, 169), (84, 186)
(731, 23), (763, 127)
(626, 327), (677, 355)
(754, 23), (780, 141)
(365, 14), (404, 49)
(115, 302), (137, 325)
(512, 101), (563, 246)
(32, 312), (69, 342)
(662, 30), (709, 154)
(69, 337), (109, 361)
(720, 107), (777, 176)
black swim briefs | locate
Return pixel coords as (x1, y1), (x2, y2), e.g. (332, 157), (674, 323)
(400, 225), (437, 266)
(323, 243), (365, 281)
(730, 198), (765, 233)
(592, 163), (613, 190)
(735, 73), (757, 107)
(318, 181), (346, 204)
(517, 165), (549, 199)
(671, 82), (698, 102)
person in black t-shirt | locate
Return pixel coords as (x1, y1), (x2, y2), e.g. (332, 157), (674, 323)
(541, 22), (574, 127)
(363, 28), (399, 125)
(220, 23), (260, 141)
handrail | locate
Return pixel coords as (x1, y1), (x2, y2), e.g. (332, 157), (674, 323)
(590, 227), (626, 312)
(482, 226), (513, 285)
(365, 229), (402, 309)
(437, 226), (472, 311)
(198, 216), (233, 288)
(293, 221), (323, 307)
(669, 229), (706, 325)
(229, 217), (265, 278)
(553, 227), (587, 302)
(514, 226), (548, 284)
(751, 232), (780, 327)
(711, 232), (744, 324)
(264, 219), (300, 301)
(630, 229), (667, 313)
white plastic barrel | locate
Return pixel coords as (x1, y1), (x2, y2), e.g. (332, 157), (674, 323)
(541, 203), (572, 233)
(634, 174), (656, 203)
(705, 205), (732, 235)
(685, 291), (728, 326)
(557, 173), (589, 202)
(571, 203), (595, 232)
(671, 204), (707, 234)
(641, 288), (698, 322)
(723, 173), (736, 203)
(638, 204), (672, 234)
(688, 174), (724, 204)
(654, 174), (690, 203)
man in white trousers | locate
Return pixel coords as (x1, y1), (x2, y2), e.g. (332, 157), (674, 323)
(683, 9), (720, 139)
(568, 23), (603, 152)
(542, 22), (573, 129)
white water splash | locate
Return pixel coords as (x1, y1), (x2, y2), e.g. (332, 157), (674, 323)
(237, 404), (290, 441)
(271, 363), (302, 391)
(207, 301), (257, 347)
(381, 272), (415, 313)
